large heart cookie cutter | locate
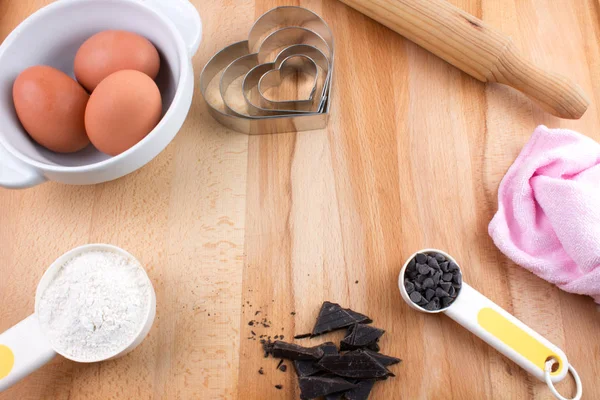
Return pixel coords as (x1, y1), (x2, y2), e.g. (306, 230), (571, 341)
(200, 6), (334, 135)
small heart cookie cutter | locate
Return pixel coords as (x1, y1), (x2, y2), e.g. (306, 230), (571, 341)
(200, 6), (334, 134)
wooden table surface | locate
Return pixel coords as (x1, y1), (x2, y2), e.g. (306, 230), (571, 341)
(1, 0), (600, 399)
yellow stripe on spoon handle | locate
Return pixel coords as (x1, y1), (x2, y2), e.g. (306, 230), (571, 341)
(445, 282), (568, 383)
(0, 315), (56, 392)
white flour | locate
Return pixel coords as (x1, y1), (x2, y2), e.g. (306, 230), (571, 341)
(38, 250), (151, 361)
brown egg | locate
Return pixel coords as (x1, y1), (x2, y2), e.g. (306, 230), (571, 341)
(85, 70), (162, 156)
(13, 65), (90, 153)
(74, 30), (160, 92)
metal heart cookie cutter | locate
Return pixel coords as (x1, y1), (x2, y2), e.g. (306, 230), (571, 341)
(200, 6), (334, 134)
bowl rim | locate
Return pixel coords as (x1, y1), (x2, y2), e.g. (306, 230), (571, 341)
(0, 0), (192, 173)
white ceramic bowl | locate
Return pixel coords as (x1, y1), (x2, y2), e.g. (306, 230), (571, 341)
(0, 0), (202, 189)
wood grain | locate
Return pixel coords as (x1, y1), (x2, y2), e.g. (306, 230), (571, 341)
(1, 0), (600, 399)
(338, 0), (590, 119)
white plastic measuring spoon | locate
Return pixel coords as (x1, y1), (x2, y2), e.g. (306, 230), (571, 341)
(0, 244), (156, 391)
(398, 249), (582, 400)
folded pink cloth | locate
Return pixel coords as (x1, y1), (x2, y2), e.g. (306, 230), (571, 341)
(489, 125), (600, 303)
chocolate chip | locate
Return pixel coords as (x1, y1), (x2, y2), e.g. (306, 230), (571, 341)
(432, 271), (441, 286)
(404, 280), (415, 294)
(442, 272), (453, 281)
(424, 297), (441, 311)
(417, 263), (430, 275)
(409, 291), (422, 303)
(414, 282), (422, 291)
(427, 258), (440, 270)
(439, 282), (452, 292)
(435, 253), (446, 262)
(416, 274), (428, 283)
(422, 278), (434, 289)
(418, 297), (429, 306)
(442, 297), (453, 308)
(448, 261), (459, 271)
(435, 288), (449, 298)
(415, 253), (427, 264)
(440, 261), (449, 272)
(407, 258), (416, 271)
(453, 273), (462, 285)
(425, 288), (435, 301)
(448, 286), (455, 297)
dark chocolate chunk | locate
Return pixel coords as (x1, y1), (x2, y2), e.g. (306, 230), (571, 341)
(266, 341), (324, 360)
(344, 379), (376, 400)
(311, 302), (372, 337)
(364, 350), (402, 366)
(425, 288), (435, 301)
(317, 351), (392, 379)
(427, 258), (440, 270)
(409, 291), (422, 303)
(415, 253), (427, 264)
(440, 261), (449, 272)
(441, 272), (453, 282)
(294, 360), (321, 378)
(294, 342), (338, 378)
(417, 263), (430, 275)
(442, 296), (454, 308)
(299, 376), (356, 400)
(422, 277), (434, 289)
(340, 324), (385, 351)
(366, 342), (380, 352)
(435, 288), (449, 298)
(404, 280), (415, 294)
(435, 253), (446, 262)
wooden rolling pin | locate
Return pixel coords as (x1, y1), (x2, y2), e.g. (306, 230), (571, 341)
(338, 0), (590, 119)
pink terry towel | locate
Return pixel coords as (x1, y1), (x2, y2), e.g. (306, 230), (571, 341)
(489, 125), (600, 303)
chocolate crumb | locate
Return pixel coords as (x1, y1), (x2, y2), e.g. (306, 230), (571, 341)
(275, 385), (283, 390)
(248, 321), (254, 326)
(255, 311), (261, 316)
(291, 312), (296, 316)
(355, 280), (359, 284)
(258, 368), (264, 375)
(279, 365), (287, 372)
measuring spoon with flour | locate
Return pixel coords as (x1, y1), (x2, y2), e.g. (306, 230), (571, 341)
(0, 244), (156, 391)
(398, 249), (582, 400)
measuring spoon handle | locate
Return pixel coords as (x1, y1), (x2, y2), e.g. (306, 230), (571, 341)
(444, 283), (568, 383)
(0, 314), (56, 392)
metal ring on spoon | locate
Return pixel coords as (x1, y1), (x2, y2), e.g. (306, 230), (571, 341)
(398, 248), (582, 400)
